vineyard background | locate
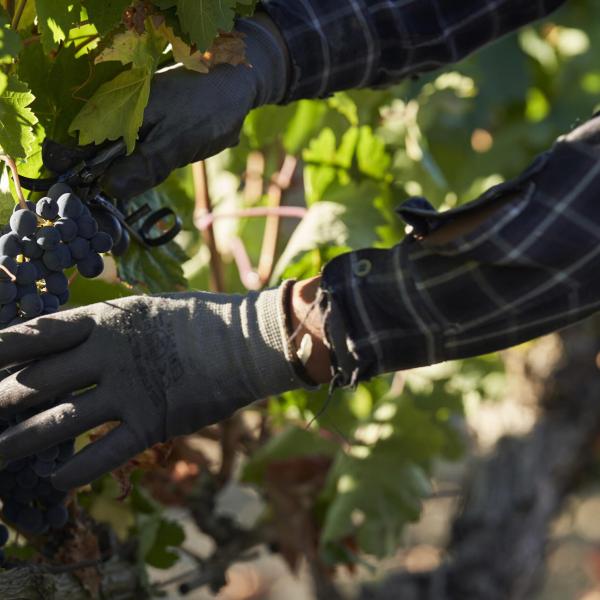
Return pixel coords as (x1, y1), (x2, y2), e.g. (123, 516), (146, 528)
(0, 0), (600, 598)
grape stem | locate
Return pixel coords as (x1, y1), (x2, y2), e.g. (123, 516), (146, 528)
(0, 265), (16, 282)
(10, 0), (27, 30)
(192, 160), (225, 293)
(0, 154), (28, 209)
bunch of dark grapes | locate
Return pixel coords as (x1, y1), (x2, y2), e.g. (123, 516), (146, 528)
(0, 183), (118, 554)
(0, 183), (114, 328)
(0, 431), (74, 537)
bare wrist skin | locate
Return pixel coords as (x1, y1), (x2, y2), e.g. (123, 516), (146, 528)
(290, 276), (332, 384)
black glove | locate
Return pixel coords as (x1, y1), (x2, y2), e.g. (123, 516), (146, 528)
(102, 16), (290, 200)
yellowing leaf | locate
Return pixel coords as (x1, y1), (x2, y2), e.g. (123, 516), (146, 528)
(160, 25), (246, 73)
(95, 26), (166, 70)
(69, 67), (151, 153)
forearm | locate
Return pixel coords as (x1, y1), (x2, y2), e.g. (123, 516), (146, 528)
(261, 0), (567, 101)
(314, 115), (600, 384)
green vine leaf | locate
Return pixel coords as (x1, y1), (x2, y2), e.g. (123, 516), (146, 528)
(0, 76), (38, 159)
(95, 25), (166, 70)
(235, 0), (258, 17)
(69, 67), (152, 153)
(35, 0), (81, 53)
(0, 8), (22, 62)
(84, 0), (131, 35)
(176, 0), (237, 52)
(115, 189), (188, 292)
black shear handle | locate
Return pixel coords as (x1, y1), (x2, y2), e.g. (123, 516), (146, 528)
(139, 207), (182, 247)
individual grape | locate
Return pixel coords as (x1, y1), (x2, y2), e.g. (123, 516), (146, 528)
(22, 236), (43, 259)
(0, 524), (9, 546)
(68, 237), (90, 261)
(12, 486), (36, 504)
(36, 446), (59, 462)
(0, 232), (22, 257)
(40, 491), (69, 509)
(0, 256), (18, 281)
(36, 226), (61, 250)
(47, 183), (72, 202)
(16, 506), (44, 534)
(12, 201), (35, 214)
(0, 471), (16, 494)
(0, 303), (17, 324)
(45, 272), (68, 296)
(33, 478), (52, 496)
(56, 289), (69, 306)
(47, 504), (68, 529)
(9, 209), (38, 239)
(55, 218), (78, 242)
(77, 252), (103, 279)
(57, 193), (83, 219)
(76, 215), (98, 240)
(16, 466), (38, 490)
(41, 293), (60, 311)
(32, 460), (55, 478)
(42, 245), (71, 272)
(15, 261), (37, 285)
(2, 500), (23, 523)
(31, 259), (51, 279)
(91, 232), (113, 254)
(20, 294), (43, 318)
(0, 282), (17, 304)
(16, 283), (37, 299)
(5, 459), (29, 474)
(90, 207), (122, 244)
(36, 197), (59, 221)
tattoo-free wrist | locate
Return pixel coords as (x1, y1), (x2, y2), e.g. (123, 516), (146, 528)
(289, 276), (332, 384)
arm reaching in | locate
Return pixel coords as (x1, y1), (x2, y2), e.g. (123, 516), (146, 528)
(101, 13), (290, 199)
(318, 114), (600, 385)
(102, 0), (566, 199)
(0, 283), (312, 490)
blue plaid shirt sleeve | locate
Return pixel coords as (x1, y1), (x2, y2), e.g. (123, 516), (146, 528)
(319, 116), (600, 385)
(261, 0), (567, 101)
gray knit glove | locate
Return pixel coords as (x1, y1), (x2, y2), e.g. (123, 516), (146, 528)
(0, 285), (305, 489)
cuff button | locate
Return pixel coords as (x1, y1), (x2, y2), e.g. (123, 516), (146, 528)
(353, 259), (372, 277)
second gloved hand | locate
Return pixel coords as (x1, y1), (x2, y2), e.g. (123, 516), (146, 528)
(102, 15), (290, 200)
(0, 284), (307, 490)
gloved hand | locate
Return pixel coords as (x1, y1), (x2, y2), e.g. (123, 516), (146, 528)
(0, 284), (308, 490)
(102, 15), (290, 200)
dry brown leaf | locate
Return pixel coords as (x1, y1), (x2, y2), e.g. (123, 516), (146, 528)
(89, 423), (174, 500)
(160, 25), (247, 73)
(55, 517), (103, 598)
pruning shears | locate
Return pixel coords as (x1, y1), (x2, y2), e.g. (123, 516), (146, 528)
(18, 140), (182, 249)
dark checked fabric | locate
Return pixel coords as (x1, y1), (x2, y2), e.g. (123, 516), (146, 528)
(261, 0), (567, 101)
(319, 115), (600, 384)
